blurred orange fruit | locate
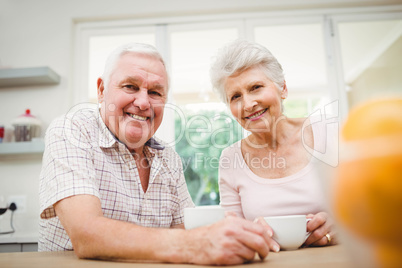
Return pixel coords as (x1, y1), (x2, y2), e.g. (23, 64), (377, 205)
(342, 98), (402, 141)
(333, 98), (402, 268)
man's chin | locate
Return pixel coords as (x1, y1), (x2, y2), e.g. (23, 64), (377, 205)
(117, 128), (149, 148)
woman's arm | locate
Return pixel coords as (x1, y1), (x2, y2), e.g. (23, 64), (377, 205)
(218, 149), (246, 218)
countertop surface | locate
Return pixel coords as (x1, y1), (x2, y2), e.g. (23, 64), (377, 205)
(0, 245), (354, 268)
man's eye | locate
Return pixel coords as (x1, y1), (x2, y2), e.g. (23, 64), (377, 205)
(149, 90), (162, 96)
(123, 84), (137, 90)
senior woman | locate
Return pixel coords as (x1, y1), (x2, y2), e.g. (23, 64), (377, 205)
(210, 40), (338, 250)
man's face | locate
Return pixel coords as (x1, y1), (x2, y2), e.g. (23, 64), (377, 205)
(98, 52), (168, 151)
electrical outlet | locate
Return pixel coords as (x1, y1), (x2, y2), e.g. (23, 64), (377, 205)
(7, 195), (27, 214)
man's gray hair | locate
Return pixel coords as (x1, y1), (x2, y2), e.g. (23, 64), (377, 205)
(210, 39), (285, 104)
(101, 42), (169, 91)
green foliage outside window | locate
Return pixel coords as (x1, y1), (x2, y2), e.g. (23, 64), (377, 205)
(174, 106), (242, 205)
(283, 98), (321, 118)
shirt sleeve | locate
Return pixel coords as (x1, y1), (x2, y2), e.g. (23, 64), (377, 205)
(218, 147), (245, 218)
(39, 115), (100, 219)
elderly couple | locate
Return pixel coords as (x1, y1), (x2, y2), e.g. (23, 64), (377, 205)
(39, 40), (337, 265)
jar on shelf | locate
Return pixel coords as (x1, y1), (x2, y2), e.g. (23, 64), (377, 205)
(12, 109), (42, 142)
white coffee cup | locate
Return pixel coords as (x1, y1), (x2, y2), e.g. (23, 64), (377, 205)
(264, 215), (311, 250)
(184, 205), (225, 229)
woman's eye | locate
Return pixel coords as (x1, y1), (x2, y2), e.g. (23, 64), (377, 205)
(252, 85), (262, 91)
(230, 94), (240, 101)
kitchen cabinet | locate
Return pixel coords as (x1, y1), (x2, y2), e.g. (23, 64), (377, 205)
(0, 227), (39, 252)
(0, 67), (60, 88)
(0, 243), (38, 252)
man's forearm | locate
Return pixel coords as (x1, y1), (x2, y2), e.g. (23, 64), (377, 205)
(70, 216), (190, 262)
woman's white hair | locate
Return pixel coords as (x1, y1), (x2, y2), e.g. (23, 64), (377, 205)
(101, 42), (169, 91)
(210, 39), (285, 104)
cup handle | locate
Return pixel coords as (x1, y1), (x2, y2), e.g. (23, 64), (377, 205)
(304, 218), (312, 242)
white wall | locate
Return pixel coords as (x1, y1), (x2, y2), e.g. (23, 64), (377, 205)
(0, 0), (399, 231)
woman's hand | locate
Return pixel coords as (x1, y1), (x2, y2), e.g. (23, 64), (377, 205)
(303, 212), (337, 247)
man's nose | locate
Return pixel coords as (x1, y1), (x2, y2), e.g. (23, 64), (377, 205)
(133, 89), (151, 110)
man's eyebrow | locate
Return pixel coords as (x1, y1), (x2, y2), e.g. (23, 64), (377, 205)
(122, 76), (166, 89)
(151, 84), (165, 90)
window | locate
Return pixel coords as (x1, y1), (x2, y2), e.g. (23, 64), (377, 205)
(175, 103), (242, 205)
(76, 7), (402, 205)
(168, 22), (241, 204)
(251, 20), (329, 117)
(337, 17), (402, 108)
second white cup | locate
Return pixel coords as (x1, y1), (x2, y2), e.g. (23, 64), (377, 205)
(184, 205), (225, 229)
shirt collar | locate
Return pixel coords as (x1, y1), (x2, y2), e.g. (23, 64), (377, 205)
(97, 110), (165, 151)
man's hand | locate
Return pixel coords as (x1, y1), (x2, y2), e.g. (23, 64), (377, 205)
(253, 217), (280, 252)
(183, 216), (276, 265)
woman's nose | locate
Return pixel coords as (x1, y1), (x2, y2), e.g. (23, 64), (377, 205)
(243, 95), (257, 112)
(133, 89), (151, 110)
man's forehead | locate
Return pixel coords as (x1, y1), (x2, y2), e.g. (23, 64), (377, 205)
(114, 54), (168, 84)
(123, 75), (166, 88)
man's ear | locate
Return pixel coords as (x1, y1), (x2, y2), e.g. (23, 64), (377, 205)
(97, 77), (105, 103)
(281, 81), (288, 99)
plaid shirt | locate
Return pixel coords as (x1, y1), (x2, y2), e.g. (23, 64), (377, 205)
(38, 107), (194, 251)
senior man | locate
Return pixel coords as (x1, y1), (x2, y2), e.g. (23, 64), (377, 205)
(39, 43), (274, 265)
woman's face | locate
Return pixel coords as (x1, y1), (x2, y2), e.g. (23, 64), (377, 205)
(225, 66), (287, 133)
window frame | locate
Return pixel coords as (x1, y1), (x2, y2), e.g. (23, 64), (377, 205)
(73, 5), (402, 120)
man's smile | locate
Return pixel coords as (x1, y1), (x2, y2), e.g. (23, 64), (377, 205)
(127, 112), (149, 121)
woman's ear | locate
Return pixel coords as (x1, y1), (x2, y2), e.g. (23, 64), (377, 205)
(281, 81), (288, 99)
(97, 77), (105, 103)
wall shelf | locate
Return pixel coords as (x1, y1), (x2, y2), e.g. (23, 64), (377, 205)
(0, 67), (60, 88)
(0, 140), (45, 155)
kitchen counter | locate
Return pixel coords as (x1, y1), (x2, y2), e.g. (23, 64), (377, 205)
(0, 229), (38, 244)
(0, 217), (38, 244)
(0, 219), (39, 252)
(0, 245), (354, 268)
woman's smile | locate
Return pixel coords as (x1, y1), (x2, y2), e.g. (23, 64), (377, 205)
(246, 108), (268, 121)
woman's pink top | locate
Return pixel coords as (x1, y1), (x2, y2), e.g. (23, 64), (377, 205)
(218, 116), (338, 220)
